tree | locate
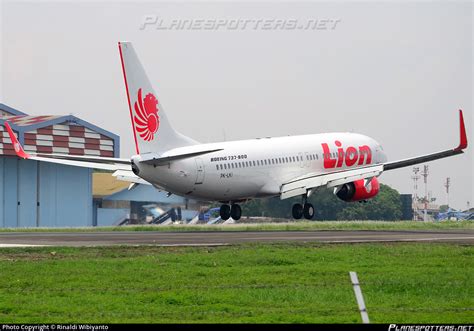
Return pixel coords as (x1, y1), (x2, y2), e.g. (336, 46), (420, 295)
(336, 184), (402, 220)
(439, 205), (449, 212)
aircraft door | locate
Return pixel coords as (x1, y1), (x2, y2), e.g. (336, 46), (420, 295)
(195, 158), (205, 184)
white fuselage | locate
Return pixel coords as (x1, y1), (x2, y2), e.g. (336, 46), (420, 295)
(132, 132), (387, 201)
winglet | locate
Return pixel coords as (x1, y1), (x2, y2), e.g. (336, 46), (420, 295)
(3, 121), (30, 159)
(455, 109), (468, 151)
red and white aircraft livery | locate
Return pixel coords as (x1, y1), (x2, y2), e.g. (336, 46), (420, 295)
(3, 42), (469, 221)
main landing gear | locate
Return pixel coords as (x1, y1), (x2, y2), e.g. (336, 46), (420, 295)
(292, 194), (315, 220)
(220, 203), (242, 221)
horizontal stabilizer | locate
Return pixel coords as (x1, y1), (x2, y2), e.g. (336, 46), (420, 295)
(140, 148), (224, 166)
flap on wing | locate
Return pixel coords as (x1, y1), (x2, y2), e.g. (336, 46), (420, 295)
(280, 164), (384, 200)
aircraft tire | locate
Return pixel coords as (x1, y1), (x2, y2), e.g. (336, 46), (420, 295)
(292, 203), (303, 219)
(303, 203), (315, 220)
(220, 204), (231, 220)
(230, 204), (242, 221)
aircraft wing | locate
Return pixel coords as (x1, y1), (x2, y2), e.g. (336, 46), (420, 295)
(2, 121), (203, 187)
(383, 110), (467, 171)
(280, 164), (384, 199)
(280, 110), (468, 200)
(3, 121), (131, 171)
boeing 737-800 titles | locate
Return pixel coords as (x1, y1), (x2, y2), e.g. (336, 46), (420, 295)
(2, 42), (468, 221)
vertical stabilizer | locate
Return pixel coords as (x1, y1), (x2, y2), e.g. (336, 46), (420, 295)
(118, 41), (197, 155)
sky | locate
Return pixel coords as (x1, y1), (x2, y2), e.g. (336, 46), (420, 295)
(1, 0), (472, 210)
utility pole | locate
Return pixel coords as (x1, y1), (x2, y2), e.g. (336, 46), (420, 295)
(444, 177), (450, 208)
(411, 167), (420, 220)
(421, 165), (429, 221)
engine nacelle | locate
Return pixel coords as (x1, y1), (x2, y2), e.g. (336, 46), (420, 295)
(335, 177), (380, 202)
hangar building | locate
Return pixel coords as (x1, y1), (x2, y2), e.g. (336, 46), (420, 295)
(0, 103), (119, 227)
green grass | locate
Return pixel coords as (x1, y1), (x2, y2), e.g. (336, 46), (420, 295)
(0, 243), (472, 323)
(0, 220), (472, 233)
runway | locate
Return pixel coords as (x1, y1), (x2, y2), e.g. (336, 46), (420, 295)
(0, 230), (473, 247)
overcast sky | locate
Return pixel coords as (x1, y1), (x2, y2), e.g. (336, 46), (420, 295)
(1, 1), (472, 210)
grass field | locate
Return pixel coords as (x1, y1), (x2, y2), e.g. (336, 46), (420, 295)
(0, 242), (472, 323)
(0, 220), (472, 233)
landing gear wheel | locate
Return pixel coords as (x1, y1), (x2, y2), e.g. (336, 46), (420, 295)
(230, 204), (242, 221)
(292, 203), (303, 219)
(220, 204), (231, 220)
(303, 203), (315, 220)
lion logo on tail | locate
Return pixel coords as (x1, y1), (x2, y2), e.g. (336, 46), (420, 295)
(134, 88), (160, 141)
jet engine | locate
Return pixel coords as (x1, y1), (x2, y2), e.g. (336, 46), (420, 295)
(335, 177), (380, 202)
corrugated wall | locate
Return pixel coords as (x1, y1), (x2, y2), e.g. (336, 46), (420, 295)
(0, 158), (92, 227)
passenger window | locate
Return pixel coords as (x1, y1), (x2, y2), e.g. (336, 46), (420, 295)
(253, 161), (256, 166)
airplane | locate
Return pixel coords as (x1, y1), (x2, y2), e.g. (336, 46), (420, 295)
(2, 41), (468, 221)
